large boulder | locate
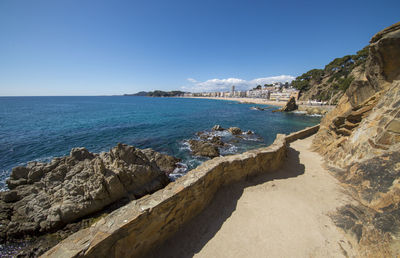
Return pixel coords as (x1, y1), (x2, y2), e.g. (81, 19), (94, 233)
(188, 140), (220, 158)
(0, 144), (170, 240)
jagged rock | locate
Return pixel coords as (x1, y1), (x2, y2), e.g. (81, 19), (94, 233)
(246, 130), (254, 135)
(209, 136), (225, 146)
(0, 144), (170, 241)
(187, 140), (220, 158)
(70, 147), (94, 161)
(228, 127), (242, 135)
(142, 148), (181, 175)
(367, 22), (400, 89)
(280, 97), (298, 112)
(212, 125), (224, 131)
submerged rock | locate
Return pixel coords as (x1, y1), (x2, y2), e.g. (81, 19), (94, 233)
(0, 144), (171, 241)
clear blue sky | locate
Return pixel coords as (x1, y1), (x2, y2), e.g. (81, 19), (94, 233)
(0, 0), (399, 96)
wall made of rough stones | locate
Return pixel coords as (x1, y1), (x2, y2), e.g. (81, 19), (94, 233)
(42, 125), (319, 258)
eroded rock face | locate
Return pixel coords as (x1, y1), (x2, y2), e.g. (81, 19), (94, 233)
(0, 144), (170, 241)
(312, 22), (400, 256)
(280, 97), (298, 112)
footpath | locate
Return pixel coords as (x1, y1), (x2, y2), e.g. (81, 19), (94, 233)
(150, 135), (358, 258)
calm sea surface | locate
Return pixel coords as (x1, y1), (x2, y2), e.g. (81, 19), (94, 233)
(0, 96), (320, 189)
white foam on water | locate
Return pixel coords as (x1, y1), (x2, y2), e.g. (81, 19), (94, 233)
(179, 141), (191, 151)
(33, 156), (54, 163)
(244, 136), (263, 142)
(293, 111), (307, 114)
(208, 130), (230, 137)
(220, 144), (238, 155)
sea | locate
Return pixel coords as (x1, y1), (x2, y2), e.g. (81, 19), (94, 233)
(0, 96), (320, 190)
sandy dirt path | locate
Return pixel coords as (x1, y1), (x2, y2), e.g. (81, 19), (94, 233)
(149, 135), (358, 258)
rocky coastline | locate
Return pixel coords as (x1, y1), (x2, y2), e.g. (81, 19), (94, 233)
(0, 144), (180, 256)
(0, 124), (263, 256)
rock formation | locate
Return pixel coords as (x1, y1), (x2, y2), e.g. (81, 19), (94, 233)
(312, 22), (400, 256)
(142, 148), (181, 175)
(0, 144), (172, 241)
(228, 127), (242, 135)
(212, 124), (224, 131)
(187, 126), (259, 158)
(280, 97), (298, 112)
(187, 139), (220, 158)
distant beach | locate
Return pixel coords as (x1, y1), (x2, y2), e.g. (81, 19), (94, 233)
(184, 96), (287, 106)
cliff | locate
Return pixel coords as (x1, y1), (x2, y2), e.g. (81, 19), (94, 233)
(312, 22), (400, 257)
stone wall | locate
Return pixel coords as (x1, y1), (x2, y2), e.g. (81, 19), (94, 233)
(42, 125), (319, 258)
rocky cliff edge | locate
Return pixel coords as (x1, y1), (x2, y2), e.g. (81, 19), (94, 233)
(312, 22), (400, 257)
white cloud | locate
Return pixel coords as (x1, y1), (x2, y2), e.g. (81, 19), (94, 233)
(187, 78), (198, 83)
(182, 75), (295, 92)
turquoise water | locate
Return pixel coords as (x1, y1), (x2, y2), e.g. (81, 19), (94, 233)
(0, 96), (320, 189)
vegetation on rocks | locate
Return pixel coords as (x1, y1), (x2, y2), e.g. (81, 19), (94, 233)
(292, 46), (369, 104)
(125, 90), (185, 97)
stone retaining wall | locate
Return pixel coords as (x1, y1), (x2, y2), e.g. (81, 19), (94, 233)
(42, 125), (319, 258)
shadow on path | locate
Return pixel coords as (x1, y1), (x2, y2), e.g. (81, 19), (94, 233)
(147, 146), (305, 258)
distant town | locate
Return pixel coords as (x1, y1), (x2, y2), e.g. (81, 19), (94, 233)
(184, 82), (300, 102)
(126, 82), (331, 105)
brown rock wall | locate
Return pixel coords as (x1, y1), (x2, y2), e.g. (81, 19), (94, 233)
(312, 22), (400, 257)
